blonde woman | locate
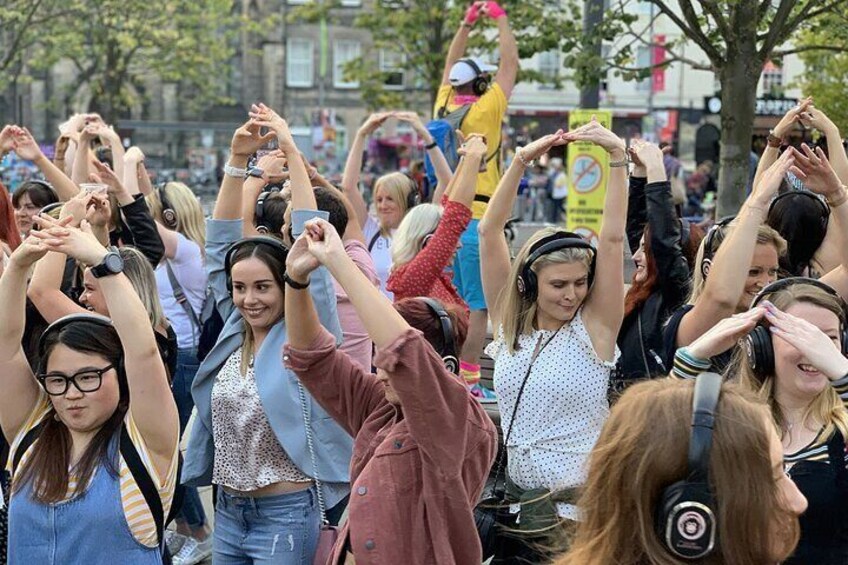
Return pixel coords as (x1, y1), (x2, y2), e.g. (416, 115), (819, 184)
(478, 120), (627, 562)
(342, 112), (452, 299)
(145, 180), (211, 563)
(386, 136), (485, 315)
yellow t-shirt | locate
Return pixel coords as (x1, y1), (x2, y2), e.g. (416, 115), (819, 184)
(434, 83), (508, 219)
(9, 397), (179, 548)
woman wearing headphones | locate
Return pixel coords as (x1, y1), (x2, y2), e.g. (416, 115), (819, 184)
(386, 135), (486, 315)
(613, 139), (701, 393)
(282, 217), (497, 564)
(674, 277), (848, 563)
(555, 377), (807, 565)
(342, 112), (452, 299)
(477, 119), (627, 562)
(662, 151), (793, 373)
(182, 107), (352, 564)
(1, 225), (179, 564)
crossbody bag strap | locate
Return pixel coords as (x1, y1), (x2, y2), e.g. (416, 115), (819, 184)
(367, 231), (382, 253)
(11, 419), (47, 478)
(120, 424), (166, 548)
(491, 325), (564, 489)
(164, 260), (201, 334)
(297, 381), (327, 522)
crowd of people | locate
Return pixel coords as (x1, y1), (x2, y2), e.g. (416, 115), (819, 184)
(0, 2), (847, 565)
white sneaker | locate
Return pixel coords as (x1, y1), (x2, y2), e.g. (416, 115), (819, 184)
(166, 530), (187, 556)
(172, 536), (213, 565)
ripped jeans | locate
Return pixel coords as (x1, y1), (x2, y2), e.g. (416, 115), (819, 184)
(214, 487), (320, 564)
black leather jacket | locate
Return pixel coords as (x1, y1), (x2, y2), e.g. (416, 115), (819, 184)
(110, 193), (165, 267)
(615, 177), (691, 387)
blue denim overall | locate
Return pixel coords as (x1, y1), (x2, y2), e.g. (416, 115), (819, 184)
(8, 438), (162, 565)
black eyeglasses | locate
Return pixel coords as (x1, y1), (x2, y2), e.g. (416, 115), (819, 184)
(37, 365), (114, 396)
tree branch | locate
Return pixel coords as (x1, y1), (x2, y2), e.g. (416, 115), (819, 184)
(759, 0), (801, 58)
(653, 0), (723, 64)
(700, 0), (732, 44)
(773, 44), (848, 58)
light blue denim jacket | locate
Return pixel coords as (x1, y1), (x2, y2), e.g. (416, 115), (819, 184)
(182, 211), (352, 509)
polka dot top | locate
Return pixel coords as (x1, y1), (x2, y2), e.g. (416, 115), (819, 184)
(211, 349), (310, 490)
(486, 309), (619, 520)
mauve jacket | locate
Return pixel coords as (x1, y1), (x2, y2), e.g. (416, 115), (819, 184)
(284, 327), (498, 565)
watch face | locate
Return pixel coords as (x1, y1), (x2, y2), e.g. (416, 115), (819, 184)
(248, 167), (264, 178)
(104, 253), (123, 273)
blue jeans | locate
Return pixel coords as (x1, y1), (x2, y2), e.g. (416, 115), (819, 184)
(214, 487), (320, 564)
(172, 347), (206, 528)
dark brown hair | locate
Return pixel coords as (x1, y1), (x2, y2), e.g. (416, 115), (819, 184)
(14, 321), (127, 503)
(393, 298), (468, 354)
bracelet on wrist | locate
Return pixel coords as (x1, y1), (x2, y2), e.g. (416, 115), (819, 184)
(516, 150), (534, 168)
(609, 156), (630, 168)
(283, 272), (310, 290)
(223, 163), (248, 179)
(425, 141), (438, 150)
(827, 187), (848, 208)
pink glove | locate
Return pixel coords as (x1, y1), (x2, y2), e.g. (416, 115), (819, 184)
(483, 1), (507, 19)
(464, 3), (480, 25)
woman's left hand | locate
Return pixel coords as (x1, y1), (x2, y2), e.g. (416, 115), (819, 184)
(764, 301), (848, 380)
(31, 216), (110, 267)
(789, 144), (843, 197)
(565, 118), (626, 157)
(303, 218), (347, 266)
(285, 234), (321, 284)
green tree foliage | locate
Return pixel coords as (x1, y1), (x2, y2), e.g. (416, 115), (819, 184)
(796, 7), (848, 133)
(3, 0), (263, 123)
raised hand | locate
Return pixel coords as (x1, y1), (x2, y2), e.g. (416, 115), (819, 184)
(0, 125), (17, 155)
(798, 104), (838, 135)
(256, 150), (289, 184)
(248, 103), (296, 149)
(565, 118), (625, 156)
(302, 218), (347, 266)
(457, 134), (488, 159)
(628, 139), (663, 172)
(773, 96), (812, 139)
(517, 129), (569, 163)
(7, 234), (52, 269)
(285, 234), (322, 284)
(751, 148), (795, 207)
(12, 127), (45, 162)
(231, 119), (276, 158)
(789, 144), (843, 197)
(91, 160), (126, 195)
(686, 307), (766, 360)
(357, 112), (392, 137)
(59, 192), (94, 227)
(764, 300), (848, 380)
(31, 217), (109, 267)
(124, 146), (145, 164)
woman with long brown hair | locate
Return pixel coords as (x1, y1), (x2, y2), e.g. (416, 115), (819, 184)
(613, 140), (703, 393)
(556, 377), (807, 565)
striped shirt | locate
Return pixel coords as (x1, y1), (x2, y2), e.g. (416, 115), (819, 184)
(7, 397), (179, 548)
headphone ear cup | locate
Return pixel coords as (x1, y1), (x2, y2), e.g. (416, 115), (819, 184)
(657, 481), (717, 559)
(443, 355), (459, 376)
(744, 325), (774, 378)
(524, 270), (539, 302)
(162, 208), (177, 228)
(473, 76), (488, 97)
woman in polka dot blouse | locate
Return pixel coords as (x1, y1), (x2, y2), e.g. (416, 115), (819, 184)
(386, 135), (489, 317)
(477, 120), (629, 562)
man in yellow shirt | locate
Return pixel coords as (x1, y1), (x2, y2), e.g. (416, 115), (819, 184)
(433, 1), (517, 401)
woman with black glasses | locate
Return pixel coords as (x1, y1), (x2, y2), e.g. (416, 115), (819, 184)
(0, 222), (179, 565)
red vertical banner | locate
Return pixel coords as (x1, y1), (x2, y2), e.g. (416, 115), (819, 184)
(652, 34), (666, 93)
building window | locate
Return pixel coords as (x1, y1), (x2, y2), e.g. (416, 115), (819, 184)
(334, 40), (361, 89)
(538, 50), (560, 81)
(636, 46), (651, 92)
(287, 38), (314, 87)
(761, 61), (784, 96)
(380, 50), (405, 90)
(340, 0), (362, 5)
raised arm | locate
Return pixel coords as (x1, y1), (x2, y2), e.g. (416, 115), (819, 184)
(34, 219), (178, 463)
(213, 119), (275, 220)
(12, 127), (79, 201)
(394, 112), (453, 202)
(478, 131), (568, 327)
(249, 103), (316, 211)
(441, 5), (476, 85)
(675, 150), (795, 347)
(96, 124), (126, 183)
(122, 147), (146, 197)
(71, 125), (99, 187)
(342, 113), (390, 227)
(753, 97), (810, 188)
(0, 236), (50, 443)
(489, 4), (518, 99)
(569, 120), (628, 361)
(240, 150), (288, 237)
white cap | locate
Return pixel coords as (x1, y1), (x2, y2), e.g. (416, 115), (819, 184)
(448, 57), (498, 86)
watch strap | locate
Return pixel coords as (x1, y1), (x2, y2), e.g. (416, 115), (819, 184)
(90, 248), (123, 278)
(283, 272), (310, 290)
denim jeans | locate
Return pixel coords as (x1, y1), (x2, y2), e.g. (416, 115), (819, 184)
(172, 347), (206, 528)
(214, 487), (320, 564)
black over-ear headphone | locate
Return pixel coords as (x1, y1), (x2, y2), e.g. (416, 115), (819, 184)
(657, 371), (722, 560)
(404, 174), (421, 210)
(224, 236), (289, 296)
(700, 215), (736, 280)
(255, 187), (282, 235)
(22, 179), (60, 203)
(744, 277), (848, 377)
(418, 297), (459, 375)
(459, 58), (490, 97)
(516, 232), (596, 303)
(157, 183), (177, 229)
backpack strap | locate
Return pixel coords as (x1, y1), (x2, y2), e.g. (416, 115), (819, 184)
(11, 419), (47, 478)
(367, 231), (382, 253)
(165, 260), (201, 334)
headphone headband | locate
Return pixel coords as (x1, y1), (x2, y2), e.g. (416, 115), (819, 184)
(687, 372), (722, 483)
(417, 297), (459, 375)
(224, 236), (290, 294)
(750, 276), (847, 316)
(517, 231), (596, 301)
(460, 58), (483, 77)
(38, 313), (114, 359)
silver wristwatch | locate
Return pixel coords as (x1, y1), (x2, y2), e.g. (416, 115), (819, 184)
(223, 163), (248, 178)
